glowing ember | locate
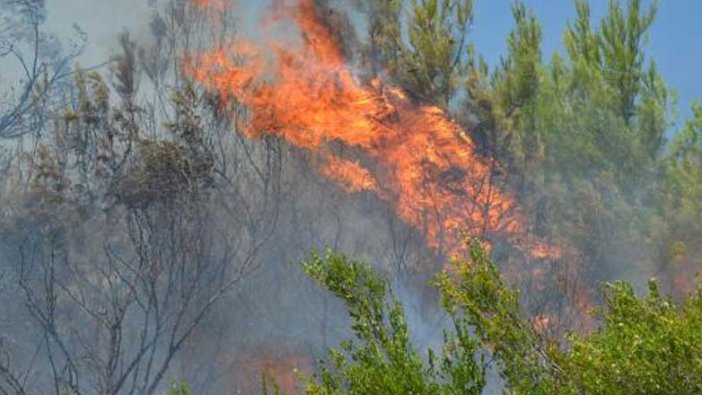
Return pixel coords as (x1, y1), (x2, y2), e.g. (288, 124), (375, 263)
(195, 0), (224, 8)
(186, 0), (559, 259)
(233, 352), (310, 395)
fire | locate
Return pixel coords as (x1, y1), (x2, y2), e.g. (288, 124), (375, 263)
(185, 0), (559, 260)
(194, 0), (229, 9)
(232, 351), (310, 394)
(321, 157), (377, 193)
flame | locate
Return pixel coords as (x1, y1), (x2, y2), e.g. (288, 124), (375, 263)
(321, 157), (377, 193)
(233, 352), (310, 395)
(185, 0), (559, 259)
(194, 0), (229, 9)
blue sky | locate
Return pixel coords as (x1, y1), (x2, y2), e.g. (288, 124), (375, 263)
(471, 0), (702, 125)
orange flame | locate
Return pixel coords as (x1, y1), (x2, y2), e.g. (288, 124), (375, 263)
(233, 352), (310, 395)
(194, 0), (229, 9)
(321, 157), (377, 193)
(186, 0), (559, 259)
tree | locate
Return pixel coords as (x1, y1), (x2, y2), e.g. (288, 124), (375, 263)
(302, 239), (702, 394)
(559, 280), (702, 394)
(0, 0), (86, 138)
(301, 247), (486, 395)
(599, 0), (658, 126)
(457, 0), (676, 300)
(657, 102), (702, 294)
(357, 0), (474, 107)
(0, 21), (282, 394)
(466, 1), (542, 167)
(3, 69), (252, 395)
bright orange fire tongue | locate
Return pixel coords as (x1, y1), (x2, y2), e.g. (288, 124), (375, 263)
(194, 0), (228, 9)
(187, 0), (557, 259)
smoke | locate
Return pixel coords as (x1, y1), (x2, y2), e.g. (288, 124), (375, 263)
(0, 0), (685, 394)
(43, 0), (149, 66)
(177, 2), (564, 391)
(0, 2), (538, 393)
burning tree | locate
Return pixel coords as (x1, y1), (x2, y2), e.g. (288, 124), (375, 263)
(1, 0), (701, 393)
(187, 0), (561, 261)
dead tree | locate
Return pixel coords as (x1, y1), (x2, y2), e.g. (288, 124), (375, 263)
(0, 16), (282, 392)
(0, 0), (86, 139)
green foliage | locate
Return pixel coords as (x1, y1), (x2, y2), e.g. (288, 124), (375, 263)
(659, 103), (702, 266)
(301, 248), (486, 395)
(436, 239), (558, 394)
(479, 0), (668, 179)
(262, 372), (283, 395)
(167, 382), (192, 395)
(357, 0), (403, 73)
(476, 1), (543, 167)
(303, 240), (702, 394)
(360, 0), (474, 107)
(599, 0), (658, 124)
(501, 1), (543, 114)
(561, 281), (702, 394)
(403, 0), (474, 106)
(564, 0), (599, 66)
(457, 0), (680, 285)
(667, 102), (702, 207)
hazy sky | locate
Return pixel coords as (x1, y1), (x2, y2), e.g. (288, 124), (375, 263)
(41, 0), (701, 124)
(44, 0), (151, 66)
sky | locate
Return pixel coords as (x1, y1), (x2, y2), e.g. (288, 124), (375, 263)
(44, 0), (151, 64)
(40, 0), (702, 125)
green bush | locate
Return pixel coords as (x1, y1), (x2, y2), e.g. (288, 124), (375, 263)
(301, 239), (702, 394)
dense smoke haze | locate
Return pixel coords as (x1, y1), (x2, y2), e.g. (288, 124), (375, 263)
(1, 0), (701, 394)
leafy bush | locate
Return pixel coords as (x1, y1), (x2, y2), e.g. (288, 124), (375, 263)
(301, 239), (702, 395)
